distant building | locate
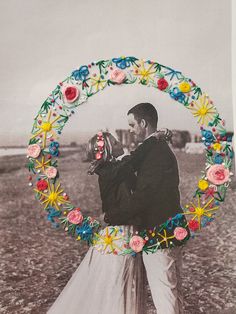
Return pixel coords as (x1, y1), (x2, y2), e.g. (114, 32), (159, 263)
(170, 130), (191, 149)
(116, 129), (136, 149)
(185, 143), (205, 154)
(116, 129), (193, 151)
(70, 141), (78, 147)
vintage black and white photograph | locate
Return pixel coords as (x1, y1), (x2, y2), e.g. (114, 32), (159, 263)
(0, 1), (235, 314)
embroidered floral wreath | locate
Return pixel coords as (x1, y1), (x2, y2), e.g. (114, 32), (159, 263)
(27, 56), (234, 256)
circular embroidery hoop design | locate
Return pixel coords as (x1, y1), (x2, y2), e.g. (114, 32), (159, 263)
(27, 56), (234, 256)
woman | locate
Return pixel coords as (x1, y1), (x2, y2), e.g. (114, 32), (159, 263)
(47, 132), (147, 314)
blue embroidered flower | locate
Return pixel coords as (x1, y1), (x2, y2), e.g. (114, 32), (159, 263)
(163, 66), (182, 80)
(47, 207), (61, 228)
(49, 141), (60, 156)
(160, 213), (184, 230)
(201, 129), (214, 146)
(169, 87), (185, 103)
(214, 154), (223, 164)
(201, 216), (214, 228)
(174, 213), (184, 220)
(72, 65), (89, 81)
(76, 223), (93, 241)
(227, 136), (232, 142)
(112, 56), (137, 69)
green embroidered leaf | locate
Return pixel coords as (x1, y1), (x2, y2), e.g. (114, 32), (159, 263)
(40, 100), (51, 114)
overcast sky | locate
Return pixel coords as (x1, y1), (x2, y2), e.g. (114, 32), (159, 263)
(0, 0), (233, 145)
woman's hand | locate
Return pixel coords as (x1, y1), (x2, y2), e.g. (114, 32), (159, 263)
(156, 128), (173, 142)
(98, 212), (109, 227)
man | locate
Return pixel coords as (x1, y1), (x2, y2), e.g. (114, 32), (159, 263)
(126, 102), (182, 229)
(127, 103), (184, 314)
(112, 103), (184, 314)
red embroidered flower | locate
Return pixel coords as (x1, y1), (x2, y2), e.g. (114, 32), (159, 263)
(157, 78), (168, 91)
(36, 179), (48, 191)
(188, 219), (199, 231)
(204, 186), (216, 199)
(62, 86), (80, 103)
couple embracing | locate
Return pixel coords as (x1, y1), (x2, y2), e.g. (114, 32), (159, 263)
(48, 103), (188, 314)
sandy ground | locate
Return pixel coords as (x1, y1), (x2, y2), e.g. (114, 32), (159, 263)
(0, 151), (235, 314)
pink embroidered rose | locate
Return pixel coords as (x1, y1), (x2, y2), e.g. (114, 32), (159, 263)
(206, 164), (230, 185)
(62, 85), (80, 103)
(110, 69), (126, 84)
(129, 235), (145, 253)
(27, 144), (41, 158)
(174, 227), (188, 240)
(67, 208), (83, 225)
(45, 166), (57, 179)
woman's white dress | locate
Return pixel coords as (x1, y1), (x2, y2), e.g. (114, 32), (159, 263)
(47, 226), (146, 314)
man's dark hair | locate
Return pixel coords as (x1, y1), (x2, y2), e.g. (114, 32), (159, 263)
(127, 102), (158, 128)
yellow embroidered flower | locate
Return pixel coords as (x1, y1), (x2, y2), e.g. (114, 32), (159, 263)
(185, 196), (219, 230)
(94, 226), (123, 254)
(133, 60), (156, 84)
(35, 155), (51, 172)
(212, 143), (221, 151)
(198, 179), (209, 191)
(30, 111), (61, 148)
(157, 229), (175, 247)
(188, 93), (217, 126)
(179, 81), (191, 93)
(34, 182), (70, 210)
(90, 75), (107, 92)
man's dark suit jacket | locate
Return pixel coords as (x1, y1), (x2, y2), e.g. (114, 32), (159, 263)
(107, 136), (183, 229)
